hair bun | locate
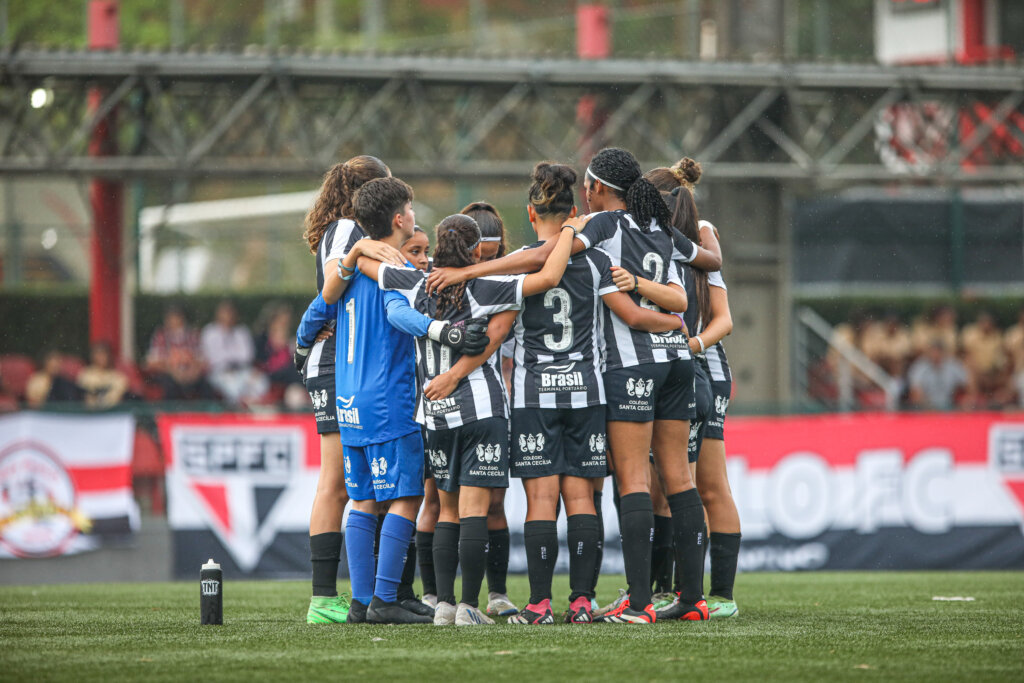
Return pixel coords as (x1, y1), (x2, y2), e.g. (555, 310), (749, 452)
(671, 157), (702, 186)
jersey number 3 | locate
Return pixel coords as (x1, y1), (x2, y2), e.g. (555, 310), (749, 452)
(543, 287), (573, 352)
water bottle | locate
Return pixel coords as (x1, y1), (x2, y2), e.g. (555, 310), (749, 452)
(200, 558), (223, 625)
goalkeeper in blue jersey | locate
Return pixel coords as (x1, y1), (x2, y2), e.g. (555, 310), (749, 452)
(322, 176), (486, 624)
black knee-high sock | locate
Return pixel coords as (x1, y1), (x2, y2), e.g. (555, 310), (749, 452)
(567, 514), (599, 602)
(619, 492), (654, 609)
(592, 490), (604, 597)
(310, 532), (342, 597)
(396, 539), (417, 601)
(710, 532), (741, 600)
(667, 489), (706, 604)
(373, 513), (384, 569)
(459, 516), (489, 608)
(701, 523), (709, 593)
(486, 527), (510, 596)
(651, 515), (674, 593)
(524, 520), (558, 605)
(416, 530), (436, 596)
(432, 522), (459, 606)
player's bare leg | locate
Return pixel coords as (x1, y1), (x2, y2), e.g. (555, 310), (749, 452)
(697, 437), (741, 618)
(307, 436), (350, 624)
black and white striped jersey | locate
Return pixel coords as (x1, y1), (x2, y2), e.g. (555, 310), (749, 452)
(576, 210), (690, 369)
(509, 244), (618, 409)
(379, 264), (525, 430)
(305, 219), (365, 380)
(679, 221), (731, 382)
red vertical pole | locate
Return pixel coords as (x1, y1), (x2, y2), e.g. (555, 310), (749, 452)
(576, 4), (611, 212)
(88, 0), (122, 358)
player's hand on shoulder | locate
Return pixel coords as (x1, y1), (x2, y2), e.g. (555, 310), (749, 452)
(425, 266), (467, 295)
(561, 213), (592, 234)
(427, 318), (488, 356)
(356, 238), (406, 266)
(610, 266), (638, 293)
(314, 325), (334, 343)
(424, 370), (459, 401)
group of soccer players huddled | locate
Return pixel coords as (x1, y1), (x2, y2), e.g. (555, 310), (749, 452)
(293, 146), (740, 626)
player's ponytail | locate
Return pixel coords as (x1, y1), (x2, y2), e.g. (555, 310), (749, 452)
(302, 155), (390, 253)
(644, 158), (710, 332)
(433, 214), (482, 318)
(529, 162), (577, 219)
(587, 147), (670, 233)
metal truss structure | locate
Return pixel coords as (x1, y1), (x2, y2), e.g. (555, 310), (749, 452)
(2, 49), (1024, 183)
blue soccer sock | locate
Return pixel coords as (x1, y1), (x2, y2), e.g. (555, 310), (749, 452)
(375, 513), (416, 603)
(345, 509), (378, 606)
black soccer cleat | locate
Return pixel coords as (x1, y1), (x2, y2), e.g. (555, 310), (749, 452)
(366, 596), (433, 624)
(347, 598), (369, 624)
(399, 597), (435, 618)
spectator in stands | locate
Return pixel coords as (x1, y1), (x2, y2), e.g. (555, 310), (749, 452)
(1004, 305), (1024, 375)
(200, 300), (269, 406)
(145, 306), (215, 401)
(77, 341), (130, 409)
(255, 304), (304, 404)
(862, 312), (913, 377)
(25, 350), (82, 408)
(960, 311), (1011, 405)
(911, 304), (958, 356)
(907, 340), (972, 410)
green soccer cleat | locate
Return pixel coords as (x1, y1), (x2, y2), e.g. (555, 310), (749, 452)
(306, 594), (351, 624)
(707, 596), (739, 619)
(651, 592), (677, 611)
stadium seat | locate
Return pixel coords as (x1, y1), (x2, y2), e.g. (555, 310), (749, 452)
(117, 361), (147, 398)
(0, 354), (36, 401)
(132, 428), (166, 515)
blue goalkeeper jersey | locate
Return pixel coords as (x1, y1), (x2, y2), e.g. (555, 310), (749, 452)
(334, 268), (419, 447)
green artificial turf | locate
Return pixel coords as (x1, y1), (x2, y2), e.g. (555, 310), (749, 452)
(2, 572), (1022, 682)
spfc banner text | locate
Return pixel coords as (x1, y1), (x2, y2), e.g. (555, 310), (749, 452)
(158, 413), (320, 578)
(726, 412), (1024, 570)
(0, 412), (138, 558)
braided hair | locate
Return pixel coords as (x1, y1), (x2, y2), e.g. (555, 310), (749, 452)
(529, 162), (577, 218)
(587, 147), (671, 233)
(302, 155), (390, 253)
(460, 201), (507, 258)
(432, 214), (482, 318)
(644, 157), (710, 334)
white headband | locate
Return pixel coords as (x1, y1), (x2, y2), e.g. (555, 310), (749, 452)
(586, 166), (625, 192)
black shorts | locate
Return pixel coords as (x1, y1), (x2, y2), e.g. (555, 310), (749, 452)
(604, 358), (695, 423)
(510, 406), (607, 479)
(419, 425), (433, 480)
(304, 374), (338, 435)
(704, 376), (731, 441)
(687, 362), (714, 463)
(424, 417), (509, 493)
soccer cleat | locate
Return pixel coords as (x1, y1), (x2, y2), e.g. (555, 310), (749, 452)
(651, 592), (676, 611)
(508, 599), (555, 625)
(346, 598), (369, 624)
(433, 601), (456, 626)
(455, 603), (496, 626)
(486, 592), (519, 617)
(594, 598), (656, 624)
(593, 588), (628, 617)
(707, 596), (739, 619)
(655, 595), (709, 621)
(422, 594), (438, 609)
(400, 597), (435, 618)
(565, 596), (593, 624)
(366, 596), (433, 624)
(306, 594), (350, 624)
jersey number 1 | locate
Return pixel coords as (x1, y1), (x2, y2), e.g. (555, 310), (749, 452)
(346, 298), (355, 364)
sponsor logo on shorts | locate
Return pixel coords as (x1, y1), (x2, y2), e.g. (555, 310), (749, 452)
(309, 389), (329, 410)
(336, 395), (361, 427)
(476, 443), (502, 464)
(715, 395), (730, 416)
(427, 449), (447, 469)
(369, 456), (388, 478)
(518, 433), (546, 453)
(626, 377), (654, 399)
(539, 361), (587, 392)
(588, 433), (607, 454)
(688, 421), (701, 450)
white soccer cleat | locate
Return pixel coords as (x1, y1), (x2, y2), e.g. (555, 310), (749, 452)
(422, 594), (438, 609)
(455, 603), (495, 625)
(433, 601), (456, 625)
(486, 592), (519, 617)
